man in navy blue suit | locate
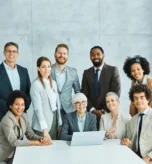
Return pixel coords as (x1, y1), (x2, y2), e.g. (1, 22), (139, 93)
(0, 42), (31, 121)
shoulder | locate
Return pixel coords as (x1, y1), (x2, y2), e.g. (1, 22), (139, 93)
(119, 113), (131, 122)
(31, 78), (43, 90)
(101, 113), (111, 120)
(104, 63), (118, 71)
(147, 75), (152, 89)
(83, 67), (94, 74)
(16, 64), (28, 71)
(64, 111), (75, 120)
(87, 112), (96, 120)
(66, 66), (77, 72)
(1, 111), (15, 127)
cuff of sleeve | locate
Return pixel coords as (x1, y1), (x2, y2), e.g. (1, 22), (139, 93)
(90, 107), (95, 113)
(40, 120), (48, 130)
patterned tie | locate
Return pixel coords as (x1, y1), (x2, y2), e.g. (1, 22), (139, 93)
(137, 113), (144, 158)
(94, 69), (100, 97)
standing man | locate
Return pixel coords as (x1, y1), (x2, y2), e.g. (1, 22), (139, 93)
(0, 42), (31, 121)
(81, 46), (121, 124)
(51, 44), (80, 120)
(121, 84), (152, 164)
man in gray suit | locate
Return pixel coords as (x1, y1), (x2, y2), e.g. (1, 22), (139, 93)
(81, 46), (121, 126)
(121, 84), (152, 164)
(61, 93), (97, 141)
(51, 44), (80, 120)
(0, 42), (31, 121)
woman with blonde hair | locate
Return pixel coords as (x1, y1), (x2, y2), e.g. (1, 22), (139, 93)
(30, 56), (62, 142)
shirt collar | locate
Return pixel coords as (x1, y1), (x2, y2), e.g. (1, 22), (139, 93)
(139, 106), (150, 115)
(3, 61), (17, 70)
(55, 67), (67, 73)
(135, 75), (147, 85)
(77, 113), (86, 122)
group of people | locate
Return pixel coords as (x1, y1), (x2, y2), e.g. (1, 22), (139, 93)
(0, 42), (152, 164)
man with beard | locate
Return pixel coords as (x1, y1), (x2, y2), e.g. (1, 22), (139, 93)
(81, 46), (121, 127)
(51, 44), (80, 120)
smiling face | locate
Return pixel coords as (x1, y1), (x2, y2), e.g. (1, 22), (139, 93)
(38, 60), (51, 79)
(10, 98), (25, 117)
(55, 47), (68, 65)
(90, 48), (104, 68)
(133, 92), (149, 113)
(3, 45), (18, 65)
(130, 63), (144, 82)
(106, 95), (120, 112)
(73, 97), (87, 114)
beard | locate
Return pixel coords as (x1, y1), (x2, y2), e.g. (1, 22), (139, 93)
(92, 58), (103, 67)
(55, 56), (68, 65)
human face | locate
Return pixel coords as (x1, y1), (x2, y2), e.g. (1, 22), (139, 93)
(131, 63), (144, 82)
(55, 47), (68, 65)
(3, 45), (18, 65)
(90, 48), (104, 68)
(133, 92), (149, 113)
(106, 95), (120, 112)
(10, 98), (25, 117)
(73, 97), (87, 114)
(38, 60), (51, 79)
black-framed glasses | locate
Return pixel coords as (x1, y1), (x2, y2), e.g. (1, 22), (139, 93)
(74, 101), (87, 106)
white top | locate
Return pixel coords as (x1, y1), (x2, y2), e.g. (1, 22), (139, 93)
(43, 78), (57, 112)
(3, 61), (20, 90)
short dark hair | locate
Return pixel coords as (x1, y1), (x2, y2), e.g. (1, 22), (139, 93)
(129, 84), (152, 102)
(90, 46), (104, 55)
(123, 55), (150, 80)
(4, 42), (19, 51)
(7, 90), (28, 112)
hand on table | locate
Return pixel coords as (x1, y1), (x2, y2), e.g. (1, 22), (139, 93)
(105, 127), (115, 137)
(120, 138), (131, 146)
(43, 129), (53, 144)
(142, 156), (151, 164)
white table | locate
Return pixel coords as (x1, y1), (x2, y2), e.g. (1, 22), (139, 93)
(13, 140), (145, 164)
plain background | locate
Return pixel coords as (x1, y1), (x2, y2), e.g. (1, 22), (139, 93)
(0, 0), (151, 121)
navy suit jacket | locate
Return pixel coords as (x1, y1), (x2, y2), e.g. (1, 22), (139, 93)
(0, 62), (31, 121)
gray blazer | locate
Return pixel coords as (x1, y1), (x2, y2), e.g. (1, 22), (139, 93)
(51, 64), (80, 113)
(30, 78), (62, 132)
(127, 107), (152, 161)
(60, 111), (97, 141)
(99, 113), (131, 140)
(0, 111), (41, 161)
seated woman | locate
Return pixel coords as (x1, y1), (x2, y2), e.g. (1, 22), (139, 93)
(99, 92), (130, 140)
(60, 93), (97, 141)
(30, 56), (62, 141)
(0, 90), (50, 164)
(123, 55), (152, 116)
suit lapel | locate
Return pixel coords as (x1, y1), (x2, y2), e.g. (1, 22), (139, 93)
(51, 65), (57, 81)
(83, 112), (90, 131)
(19, 115), (26, 138)
(0, 63), (13, 91)
(61, 67), (69, 93)
(17, 65), (22, 90)
(72, 111), (80, 132)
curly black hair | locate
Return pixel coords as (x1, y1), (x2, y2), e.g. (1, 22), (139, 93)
(7, 90), (28, 112)
(129, 84), (152, 102)
(123, 55), (150, 80)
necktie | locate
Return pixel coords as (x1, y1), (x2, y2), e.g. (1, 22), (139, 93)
(137, 113), (144, 158)
(94, 69), (100, 97)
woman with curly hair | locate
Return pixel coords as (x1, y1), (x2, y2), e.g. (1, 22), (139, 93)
(123, 55), (152, 116)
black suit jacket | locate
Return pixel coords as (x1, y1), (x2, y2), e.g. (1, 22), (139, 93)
(81, 63), (121, 112)
(0, 62), (31, 121)
(60, 111), (97, 141)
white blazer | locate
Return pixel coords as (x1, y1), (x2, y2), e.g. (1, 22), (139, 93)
(99, 113), (131, 140)
(30, 78), (62, 132)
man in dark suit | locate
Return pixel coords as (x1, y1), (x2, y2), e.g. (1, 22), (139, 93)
(61, 93), (97, 141)
(81, 46), (121, 125)
(0, 42), (31, 121)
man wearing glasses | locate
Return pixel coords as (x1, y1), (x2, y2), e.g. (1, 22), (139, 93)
(0, 42), (31, 121)
(60, 93), (97, 141)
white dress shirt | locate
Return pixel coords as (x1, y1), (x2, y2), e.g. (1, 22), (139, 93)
(3, 61), (20, 90)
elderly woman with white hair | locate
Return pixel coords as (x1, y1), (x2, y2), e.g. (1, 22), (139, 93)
(99, 92), (131, 140)
(60, 93), (97, 141)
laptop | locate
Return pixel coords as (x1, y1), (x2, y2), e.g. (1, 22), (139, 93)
(68, 131), (105, 146)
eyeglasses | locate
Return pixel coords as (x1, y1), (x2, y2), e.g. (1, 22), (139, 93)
(5, 50), (18, 53)
(74, 101), (87, 106)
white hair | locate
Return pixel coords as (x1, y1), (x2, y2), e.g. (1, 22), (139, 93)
(105, 92), (119, 100)
(72, 93), (87, 104)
